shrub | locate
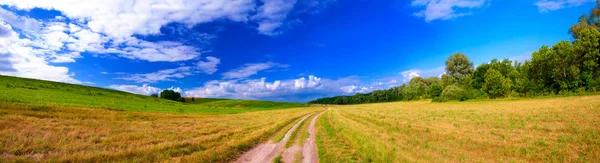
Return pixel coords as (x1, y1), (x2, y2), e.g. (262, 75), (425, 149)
(160, 90), (181, 101)
(177, 97), (185, 102)
(482, 69), (511, 98)
(441, 85), (466, 101)
(150, 94), (159, 98)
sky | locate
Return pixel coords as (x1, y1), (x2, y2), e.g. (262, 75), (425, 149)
(0, 0), (596, 102)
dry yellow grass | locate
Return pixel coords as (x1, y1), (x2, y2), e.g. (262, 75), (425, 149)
(316, 96), (600, 162)
(0, 102), (320, 162)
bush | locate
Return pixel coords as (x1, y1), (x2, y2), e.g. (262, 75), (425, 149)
(150, 94), (159, 98)
(177, 97), (185, 102)
(160, 90), (181, 101)
(441, 85), (465, 100)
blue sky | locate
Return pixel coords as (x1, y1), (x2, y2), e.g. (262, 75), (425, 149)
(0, 0), (596, 102)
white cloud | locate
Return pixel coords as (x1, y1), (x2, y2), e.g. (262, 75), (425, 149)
(535, 0), (594, 12)
(252, 0), (298, 35)
(117, 56), (221, 83)
(0, 0), (256, 39)
(196, 56), (221, 74)
(108, 84), (163, 95)
(222, 62), (288, 79)
(185, 75), (359, 102)
(411, 0), (487, 22)
(108, 84), (183, 95)
(0, 21), (81, 84)
(340, 85), (368, 94)
(399, 66), (445, 82)
(118, 66), (193, 83)
(0, 7), (40, 31)
(167, 86), (183, 93)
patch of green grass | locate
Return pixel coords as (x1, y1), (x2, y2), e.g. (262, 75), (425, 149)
(272, 154), (283, 163)
(0, 75), (308, 114)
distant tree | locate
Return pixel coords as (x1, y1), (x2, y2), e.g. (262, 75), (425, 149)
(150, 94), (159, 98)
(428, 83), (443, 98)
(191, 97), (195, 101)
(482, 69), (512, 98)
(445, 52), (474, 85)
(160, 90), (181, 101)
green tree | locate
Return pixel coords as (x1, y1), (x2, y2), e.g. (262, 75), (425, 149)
(472, 63), (490, 89)
(482, 69), (512, 98)
(569, 1), (600, 38)
(441, 85), (466, 101)
(445, 52), (474, 85)
(428, 83), (443, 98)
(150, 94), (159, 98)
(160, 90), (182, 101)
(574, 28), (600, 89)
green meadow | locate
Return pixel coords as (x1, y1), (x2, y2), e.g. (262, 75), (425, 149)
(0, 75), (309, 114)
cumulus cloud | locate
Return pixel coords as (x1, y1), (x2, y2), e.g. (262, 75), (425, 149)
(0, 0), (256, 39)
(0, 0), (333, 83)
(411, 0), (488, 22)
(399, 66), (445, 82)
(108, 84), (183, 95)
(185, 75), (360, 102)
(0, 7), (40, 31)
(222, 62), (288, 79)
(108, 84), (163, 95)
(535, 0), (595, 13)
(0, 21), (81, 84)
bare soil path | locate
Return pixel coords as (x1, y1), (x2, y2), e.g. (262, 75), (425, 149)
(234, 114), (313, 163)
(301, 109), (326, 163)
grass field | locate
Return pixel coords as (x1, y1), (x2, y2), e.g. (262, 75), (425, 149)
(0, 75), (320, 162)
(2, 75), (600, 162)
(0, 102), (321, 162)
(0, 75), (309, 114)
(316, 96), (600, 162)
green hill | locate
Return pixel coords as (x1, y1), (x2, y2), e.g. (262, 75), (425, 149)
(0, 75), (309, 114)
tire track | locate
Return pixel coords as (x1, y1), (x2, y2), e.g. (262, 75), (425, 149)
(234, 113), (313, 163)
(301, 108), (328, 163)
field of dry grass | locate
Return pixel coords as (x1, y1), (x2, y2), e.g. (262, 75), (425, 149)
(0, 102), (321, 162)
(316, 96), (600, 162)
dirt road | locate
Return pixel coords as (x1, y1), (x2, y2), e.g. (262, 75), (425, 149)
(301, 110), (326, 163)
(234, 114), (313, 163)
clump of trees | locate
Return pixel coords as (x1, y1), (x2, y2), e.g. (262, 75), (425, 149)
(309, 2), (600, 104)
(159, 90), (185, 102)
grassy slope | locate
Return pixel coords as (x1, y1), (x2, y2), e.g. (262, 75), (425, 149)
(0, 75), (308, 114)
(316, 96), (600, 162)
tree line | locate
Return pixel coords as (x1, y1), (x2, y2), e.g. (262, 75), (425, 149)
(309, 2), (600, 105)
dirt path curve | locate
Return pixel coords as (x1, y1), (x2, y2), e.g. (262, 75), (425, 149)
(301, 109), (327, 163)
(234, 114), (313, 163)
